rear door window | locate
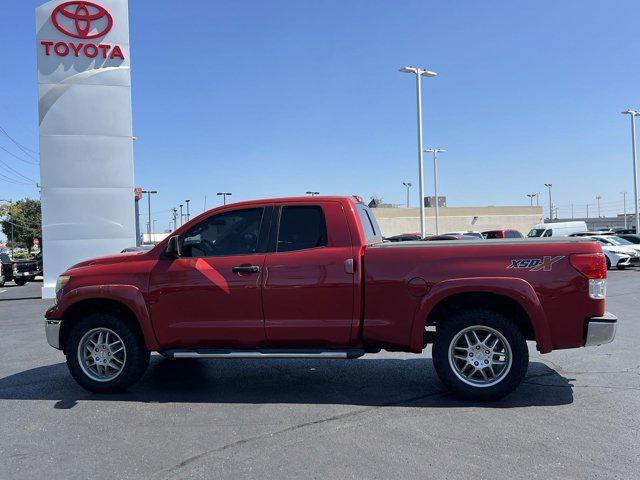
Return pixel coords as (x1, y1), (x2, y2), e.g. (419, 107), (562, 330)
(277, 206), (328, 252)
(356, 204), (382, 243)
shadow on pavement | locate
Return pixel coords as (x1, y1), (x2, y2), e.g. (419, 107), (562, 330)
(0, 356), (574, 409)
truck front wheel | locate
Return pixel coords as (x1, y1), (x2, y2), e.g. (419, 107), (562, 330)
(65, 312), (150, 393)
(432, 308), (529, 401)
(14, 278), (27, 286)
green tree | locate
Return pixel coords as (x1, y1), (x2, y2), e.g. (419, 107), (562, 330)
(0, 198), (42, 252)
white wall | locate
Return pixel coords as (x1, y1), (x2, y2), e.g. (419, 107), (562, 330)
(371, 206), (544, 237)
(36, 0), (135, 298)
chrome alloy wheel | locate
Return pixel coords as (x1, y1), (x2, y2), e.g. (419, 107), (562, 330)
(448, 325), (512, 388)
(77, 328), (126, 382)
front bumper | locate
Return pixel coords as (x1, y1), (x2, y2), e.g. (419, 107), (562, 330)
(45, 320), (62, 350)
(585, 312), (617, 347)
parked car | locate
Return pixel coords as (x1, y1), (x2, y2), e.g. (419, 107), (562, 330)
(442, 231), (484, 239)
(45, 196), (616, 401)
(569, 231), (612, 237)
(584, 236), (639, 269)
(424, 234), (482, 241)
(384, 233), (422, 242)
(0, 252), (40, 286)
(482, 229), (523, 239)
(527, 221), (588, 237)
(121, 245), (155, 253)
(617, 234), (640, 244)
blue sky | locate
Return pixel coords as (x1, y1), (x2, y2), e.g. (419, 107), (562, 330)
(2, 0), (640, 234)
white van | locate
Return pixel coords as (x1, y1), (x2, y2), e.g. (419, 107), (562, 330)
(527, 221), (587, 238)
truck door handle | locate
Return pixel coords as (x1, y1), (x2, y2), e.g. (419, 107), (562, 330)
(344, 258), (355, 274)
(232, 265), (261, 274)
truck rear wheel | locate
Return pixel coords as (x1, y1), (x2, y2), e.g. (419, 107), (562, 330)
(14, 278), (27, 286)
(432, 308), (528, 401)
(65, 312), (149, 393)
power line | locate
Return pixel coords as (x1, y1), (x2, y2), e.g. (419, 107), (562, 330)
(0, 155), (37, 184)
(0, 125), (39, 161)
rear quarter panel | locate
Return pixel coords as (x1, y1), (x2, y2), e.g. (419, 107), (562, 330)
(362, 239), (604, 353)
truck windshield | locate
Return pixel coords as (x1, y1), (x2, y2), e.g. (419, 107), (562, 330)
(356, 203), (383, 243)
(527, 228), (546, 237)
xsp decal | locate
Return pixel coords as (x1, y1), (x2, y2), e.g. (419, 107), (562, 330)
(507, 255), (564, 272)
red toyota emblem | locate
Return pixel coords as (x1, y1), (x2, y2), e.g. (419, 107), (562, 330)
(51, 1), (113, 39)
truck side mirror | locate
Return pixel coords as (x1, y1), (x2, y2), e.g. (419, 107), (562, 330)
(165, 235), (181, 258)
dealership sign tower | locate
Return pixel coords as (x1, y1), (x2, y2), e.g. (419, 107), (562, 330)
(36, 0), (136, 298)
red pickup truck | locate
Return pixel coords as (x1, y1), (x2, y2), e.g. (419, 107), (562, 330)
(45, 196), (617, 400)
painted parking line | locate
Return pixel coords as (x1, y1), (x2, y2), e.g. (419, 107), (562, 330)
(0, 290), (6, 294)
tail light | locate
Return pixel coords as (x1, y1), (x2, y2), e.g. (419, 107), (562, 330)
(570, 253), (606, 299)
(497, 231), (505, 238)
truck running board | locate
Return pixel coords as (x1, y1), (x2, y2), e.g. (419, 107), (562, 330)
(162, 349), (365, 360)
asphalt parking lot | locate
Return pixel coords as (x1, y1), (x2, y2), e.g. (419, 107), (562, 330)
(0, 274), (638, 480)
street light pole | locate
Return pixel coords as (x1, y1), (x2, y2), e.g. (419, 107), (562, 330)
(425, 148), (446, 234)
(185, 199), (190, 222)
(544, 183), (553, 220)
(526, 193), (536, 206)
(622, 191), (628, 228)
(402, 182), (412, 208)
(586, 204), (590, 219)
(141, 190), (157, 239)
(217, 192), (232, 205)
(179, 204), (183, 226)
(622, 110), (640, 233)
(400, 66), (438, 238)
(595, 196), (601, 218)
(172, 208), (177, 231)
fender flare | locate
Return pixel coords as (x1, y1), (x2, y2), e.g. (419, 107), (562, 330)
(47, 285), (160, 351)
(409, 277), (552, 354)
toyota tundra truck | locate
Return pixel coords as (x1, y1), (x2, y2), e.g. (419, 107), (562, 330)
(45, 196), (617, 400)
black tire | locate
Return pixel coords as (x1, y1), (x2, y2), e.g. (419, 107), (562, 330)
(617, 265), (626, 270)
(27, 276), (35, 282)
(14, 278), (27, 286)
(606, 257), (611, 270)
(65, 312), (150, 393)
(432, 308), (529, 401)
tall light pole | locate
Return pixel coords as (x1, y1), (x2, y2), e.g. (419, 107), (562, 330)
(586, 204), (590, 219)
(535, 192), (540, 206)
(622, 191), (628, 228)
(179, 204), (183, 226)
(622, 110), (640, 233)
(217, 192), (232, 205)
(172, 208), (178, 231)
(544, 183), (553, 220)
(595, 196), (601, 218)
(402, 182), (412, 208)
(305, 191), (320, 196)
(425, 148), (446, 234)
(400, 66), (438, 238)
(526, 193), (536, 206)
(141, 190), (157, 237)
(185, 199), (190, 222)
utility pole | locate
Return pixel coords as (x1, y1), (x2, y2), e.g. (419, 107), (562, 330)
(544, 183), (553, 220)
(596, 196), (601, 218)
(141, 190), (157, 240)
(217, 192), (232, 205)
(621, 110), (640, 233)
(185, 199), (190, 222)
(425, 148), (446, 234)
(400, 66), (438, 238)
(402, 182), (412, 208)
(305, 191), (320, 196)
(526, 193), (536, 206)
(622, 191), (628, 229)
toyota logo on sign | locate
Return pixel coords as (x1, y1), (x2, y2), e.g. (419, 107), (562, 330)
(51, 1), (113, 39)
